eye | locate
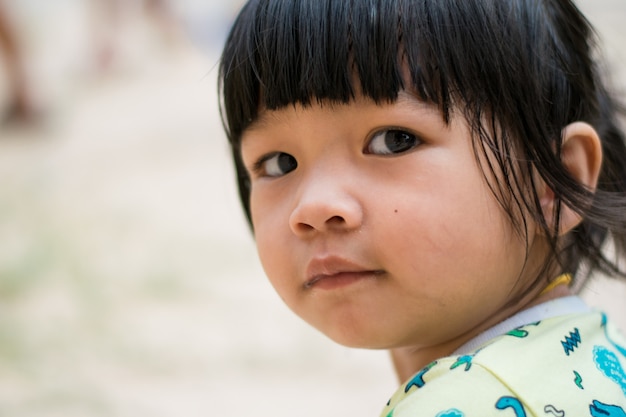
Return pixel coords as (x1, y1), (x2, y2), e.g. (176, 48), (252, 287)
(255, 152), (298, 177)
(366, 129), (421, 155)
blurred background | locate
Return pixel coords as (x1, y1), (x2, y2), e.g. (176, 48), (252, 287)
(0, 0), (624, 416)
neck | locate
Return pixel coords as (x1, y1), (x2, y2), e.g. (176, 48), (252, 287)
(389, 284), (573, 383)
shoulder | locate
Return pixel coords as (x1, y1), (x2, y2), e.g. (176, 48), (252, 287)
(381, 311), (626, 417)
(381, 357), (524, 417)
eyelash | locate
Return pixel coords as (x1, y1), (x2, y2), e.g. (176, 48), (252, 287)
(364, 128), (422, 155)
(250, 128), (422, 178)
(251, 152), (297, 178)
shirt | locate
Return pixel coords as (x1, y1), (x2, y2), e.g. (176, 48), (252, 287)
(381, 298), (626, 417)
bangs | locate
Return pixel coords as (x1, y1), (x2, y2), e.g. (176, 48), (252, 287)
(218, 0), (474, 141)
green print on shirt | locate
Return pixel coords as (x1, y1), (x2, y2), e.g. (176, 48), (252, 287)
(507, 322), (540, 339)
(574, 370), (584, 389)
(507, 329), (529, 338)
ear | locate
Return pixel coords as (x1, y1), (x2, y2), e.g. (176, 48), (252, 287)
(539, 122), (603, 235)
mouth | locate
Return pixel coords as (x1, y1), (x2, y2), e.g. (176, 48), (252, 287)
(304, 271), (384, 290)
(304, 256), (385, 290)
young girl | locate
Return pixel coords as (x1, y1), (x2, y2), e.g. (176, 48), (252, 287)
(218, 0), (626, 415)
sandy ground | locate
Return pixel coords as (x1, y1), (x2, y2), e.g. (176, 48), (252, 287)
(0, 1), (624, 416)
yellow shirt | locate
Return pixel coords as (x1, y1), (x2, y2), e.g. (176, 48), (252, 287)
(381, 307), (626, 417)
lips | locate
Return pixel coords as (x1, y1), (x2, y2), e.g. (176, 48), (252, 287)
(304, 256), (384, 289)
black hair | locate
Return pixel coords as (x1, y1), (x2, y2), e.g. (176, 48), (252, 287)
(218, 0), (626, 287)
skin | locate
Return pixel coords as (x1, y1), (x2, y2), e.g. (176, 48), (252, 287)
(239, 92), (602, 381)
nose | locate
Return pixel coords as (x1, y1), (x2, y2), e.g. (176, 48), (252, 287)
(288, 175), (363, 236)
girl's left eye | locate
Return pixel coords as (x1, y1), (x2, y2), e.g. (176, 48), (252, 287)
(366, 129), (421, 155)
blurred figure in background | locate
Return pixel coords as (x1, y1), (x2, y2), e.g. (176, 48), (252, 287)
(0, 1), (37, 125)
(90, 0), (181, 74)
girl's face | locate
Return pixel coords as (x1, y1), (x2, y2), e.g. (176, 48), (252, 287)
(241, 92), (547, 352)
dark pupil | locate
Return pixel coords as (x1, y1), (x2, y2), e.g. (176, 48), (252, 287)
(278, 153), (297, 172)
(386, 130), (415, 153)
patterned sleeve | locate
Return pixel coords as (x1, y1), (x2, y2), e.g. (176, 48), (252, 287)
(382, 312), (626, 417)
(382, 358), (523, 417)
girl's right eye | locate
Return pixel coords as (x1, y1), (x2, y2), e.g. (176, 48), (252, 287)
(255, 152), (298, 177)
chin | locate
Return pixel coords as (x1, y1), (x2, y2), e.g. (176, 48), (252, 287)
(299, 308), (405, 349)
(320, 325), (400, 350)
